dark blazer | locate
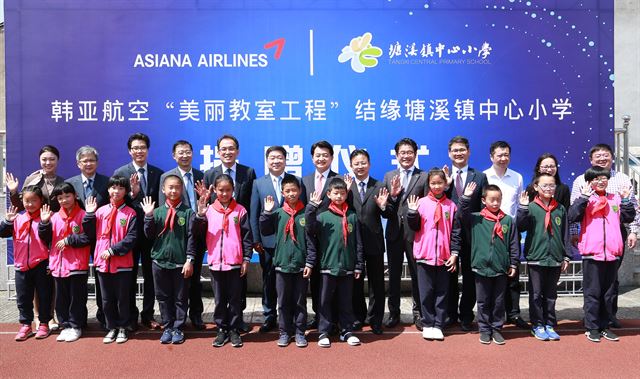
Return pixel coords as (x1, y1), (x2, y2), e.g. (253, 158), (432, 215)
(113, 162), (164, 210)
(158, 167), (204, 208)
(445, 167), (488, 212)
(250, 173), (306, 248)
(66, 172), (110, 208)
(10, 170), (65, 212)
(347, 177), (394, 256)
(203, 163), (256, 211)
(302, 170), (338, 212)
(383, 167), (429, 242)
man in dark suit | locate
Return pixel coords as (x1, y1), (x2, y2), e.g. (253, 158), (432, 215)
(301, 140), (338, 329)
(250, 145), (307, 333)
(203, 134), (256, 332)
(443, 136), (488, 331)
(347, 149), (393, 335)
(66, 145), (110, 329)
(383, 137), (428, 330)
(158, 140), (206, 330)
(113, 132), (164, 330)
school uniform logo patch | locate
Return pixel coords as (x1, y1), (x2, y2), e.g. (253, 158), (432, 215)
(178, 217), (186, 226)
(72, 225), (80, 234)
(501, 225), (508, 234)
(299, 218), (306, 227)
(348, 223), (353, 233)
(445, 211), (450, 220)
(119, 218), (127, 227)
(555, 216), (561, 226)
(233, 216), (239, 224)
(612, 205), (619, 213)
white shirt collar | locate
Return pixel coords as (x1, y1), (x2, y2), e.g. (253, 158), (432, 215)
(222, 162), (238, 173)
(81, 174), (96, 183)
(355, 176), (370, 187)
(132, 162), (148, 172)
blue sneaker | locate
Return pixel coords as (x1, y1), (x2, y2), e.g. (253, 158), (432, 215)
(545, 325), (560, 341)
(160, 328), (173, 344)
(172, 329), (185, 344)
(531, 325), (549, 341)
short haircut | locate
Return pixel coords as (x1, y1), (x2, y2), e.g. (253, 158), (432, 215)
(51, 182), (77, 198)
(39, 145), (60, 159)
(281, 175), (300, 190)
(172, 140), (193, 153)
(108, 175), (131, 193)
(482, 184), (502, 198)
(426, 167), (447, 184)
(533, 173), (556, 185)
(163, 174), (184, 186)
(127, 133), (150, 150)
(584, 166), (611, 182)
(588, 143), (613, 159)
(75, 146), (98, 162)
(266, 145), (287, 159)
(448, 136), (470, 150)
(532, 153), (562, 185)
(349, 148), (370, 162)
(310, 140), (334, 156)
(327, 177), (347, 192)
(21, 185), (45, 203)
(214, 173), (234, 189)
(489, 141), (511, 155)
(394, 138), (418, 154)
(217, 134), (239, 150)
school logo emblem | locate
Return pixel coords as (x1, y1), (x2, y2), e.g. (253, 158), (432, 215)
(299, 218), (306, 227)
(119, 218), (127, 227)
(612, 205), (619, 213)
(445, 211), (450, 220)
(348, 223), (354, 233)
(502, 225), (508, 234)
(178, 217), (186, 226)
(72, 225), (80, 234)
(233, 216), (239, 225)
(338, 32), (383, 73)
(555, 216), (561, 226)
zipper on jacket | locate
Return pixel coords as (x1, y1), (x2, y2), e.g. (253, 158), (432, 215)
(219, 228), (225, 266)
(434, 220), (439, 266)
(602, 217), (607, 262)
(57, 231), (64, 276)
(26, 220), (32, 270)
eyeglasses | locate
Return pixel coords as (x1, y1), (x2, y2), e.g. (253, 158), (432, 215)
(175, 150), (193, 157)
(538, 184), (557, 190)
(450, 148), (468, 154)
(218, 147), (237, 153)
(79, 159), (97, 164)
(593, 177), (609, 183)
(397, 151), (415, 157)
(130, 146), (148, 152)
(539, 165), (556, 170)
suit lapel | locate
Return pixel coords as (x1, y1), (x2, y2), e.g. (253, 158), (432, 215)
(362, 179), (376, 204)
(403, 168), (421, 201)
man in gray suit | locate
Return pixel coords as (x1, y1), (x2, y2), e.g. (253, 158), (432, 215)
(158, 140), (205, 329)
(383, 137), (428, 330)
(250, 145), (306, 333)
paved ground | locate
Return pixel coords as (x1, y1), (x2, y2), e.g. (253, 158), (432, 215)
(1, 287), (639, 325)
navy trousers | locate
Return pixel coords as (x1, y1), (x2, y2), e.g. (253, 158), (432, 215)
(318, 274), (356, 335)
(152, 263), (190, 330)
(417, 263), (450, 329)
(15, 260), (53, 325)
(475, 273), (507, 333)
(210, 269), (242, 331)
(582, 259), (617, 331)
(275, 271), (308, 336)
(99, 271), (132, 330)
(527, 265), (561, 327)
(55, 274), (88, 329)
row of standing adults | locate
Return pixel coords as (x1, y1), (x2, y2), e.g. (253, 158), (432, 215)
(6, 134), (638, 333)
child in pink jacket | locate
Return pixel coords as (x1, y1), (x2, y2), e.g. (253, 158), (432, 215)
(407, 168), (461, 341)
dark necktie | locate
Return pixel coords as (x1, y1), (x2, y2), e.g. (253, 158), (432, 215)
(359, 181), (366, 202)
(455, 170), (463, 197)
(138, 167), (147, 195)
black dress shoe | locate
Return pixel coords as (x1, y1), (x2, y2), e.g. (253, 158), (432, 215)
(259, 319), (277, 333)
(191, 316), (206, 330)
(414, 317), (423, 331)
(609, 319), (622, 329)
(238, 320), (251, 333)
(508, 316), (530, 330)
(371, 325), (384, 335)
(460, 322), (473, 332)
(352, 320), (364, 331)
(385, 315), (400, 328)
(307, 318), (318, 329)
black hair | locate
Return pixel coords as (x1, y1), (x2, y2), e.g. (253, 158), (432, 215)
(327, 177), (347, 192)
(448, 136), (469, 150)
(482, 184), (502, 198)
(584, 166), (611, 182)
(532, 153), (563, 185)
(39, 145), (60, 159)
(214, 173), (235, 189)
(172, 140), (193, 153)
(489, 141), (511, 155)
(310, 140), (334, 156)
(217, 134), (239, 150)
(427, 167), (447, 183)
(21, 185), (45, 203)
(588, 143), (613, 159)
(533, 173), (556, 185)
(266, 145), (287, 159)
(281, 175), (300, 190)
(163, 174), (184, 186)
(394, 138), (418, 154)
(108, 175), (131, 193)
(349, 148), (370, 162)
(127, 133), (150, 150)
(51, 182), (77, 198)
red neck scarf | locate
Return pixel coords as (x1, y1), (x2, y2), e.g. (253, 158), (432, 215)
(480, 208), (506, 241)
(533, 196), (558, 235)
(591, 193), (609, 217)
(428, 191), (447, 227)
(329, 201), (349, 245)
(283, 200), (304, 243)
(159, 199), (181, 236)
(60, 202), (80, 238)
(103, 199), (125, 237)
(212, 199), (237, 235)
(17, 210), (40, 240)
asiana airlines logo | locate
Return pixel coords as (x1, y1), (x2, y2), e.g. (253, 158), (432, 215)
(338, 32), (383, 73)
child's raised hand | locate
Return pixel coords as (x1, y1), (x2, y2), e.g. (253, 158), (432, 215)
(343, 173), (354, 189)
(407, 194), (419, 211)
(129, 173), (140, 196)
(55, 239), (67, 251)
(309, 191), (322, 205)
(264, 195), (275, 212)
(240, 261), (249, 277)
(141, 196), (155, 216)
(100, 250), (111, 260)
(445, 255), (457, 272)
(519, 191), (530, 206)
(5, 172), (19, 194)
(197, 194), (209, 216)
(182, 261), (193, 278)
(580, 183), (594, 197)
(390, 174), (402, 197)
(442, 165), (453, 185)
(40, 204), (52, 223)
(375, 187), (389, 209)
(619, 186), (632, 199)
(303, 266), (312, 278)
(5, 205), (18, 222)
(84, 196), (98, 213)
(463, 182), (477, 197)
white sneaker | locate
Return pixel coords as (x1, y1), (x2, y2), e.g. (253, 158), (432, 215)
(339, 332), (361, 346)
(65, 328), (82, 342)
(422, 327), (433, 340)
(56, 328), (69, 342)
(49, 320), (60, 331)
(116, 328), (128, 344)
(317, 333), (331, 348)
(432, 327), (444, 341)
(103, 329), (117, 344)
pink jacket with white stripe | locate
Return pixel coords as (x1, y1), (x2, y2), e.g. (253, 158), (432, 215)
(0, 213), (49, 272)
(199, 204), (253, 271)
(44, 208), (91, 278)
